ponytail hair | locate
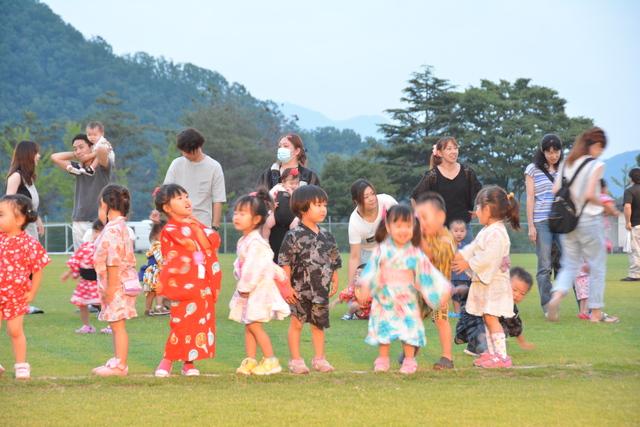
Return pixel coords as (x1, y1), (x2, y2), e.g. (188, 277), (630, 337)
(429, 136), (458, 169)
(234, 187), (273, 228)
(374, 204), (421, 246)
(0, 194), (38, 230)
(474, 185), (520, 230)
(99, 184), (131, 216)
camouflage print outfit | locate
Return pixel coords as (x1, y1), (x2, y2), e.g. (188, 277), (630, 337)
(278, 223), (342, 329)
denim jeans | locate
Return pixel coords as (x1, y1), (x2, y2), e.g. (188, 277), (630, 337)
(534, 220), (561, 308)
(553, 215), (607, 309)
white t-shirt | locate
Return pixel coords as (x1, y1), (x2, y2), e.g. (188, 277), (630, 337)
(348, 194), (397, 262)
(555, 155), (604, 217)
(164, 155), (226, 227)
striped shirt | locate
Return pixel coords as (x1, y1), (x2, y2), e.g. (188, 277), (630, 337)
(525, 163), (557, 223)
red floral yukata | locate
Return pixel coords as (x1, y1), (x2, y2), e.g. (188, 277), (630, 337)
(158, 219), (221, 362)
(67, 241), (101, 306)
(0, 231), (50, 320)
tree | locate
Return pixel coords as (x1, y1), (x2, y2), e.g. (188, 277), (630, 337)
(374, 66), (460, 197)
(458, 78), (593, 196)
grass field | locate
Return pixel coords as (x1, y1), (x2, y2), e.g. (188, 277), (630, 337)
(1, 253), (639, 426)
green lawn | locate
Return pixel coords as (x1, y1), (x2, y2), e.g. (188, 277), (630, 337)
(1, 254), (638, 426)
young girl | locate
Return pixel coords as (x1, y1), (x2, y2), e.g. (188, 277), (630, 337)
(229, 189), (292, 375)
(358, 204), (450, 374)
(154, 184), (221, 377)
(91, 185), (139, 376)
(141, 221), (169, 316)
(453, 185), (520, 368)
(0, 195), (50, 379)
(61, 219), (103, 334)
(332, 264), (371, 320)
(262, 167), (301, 240)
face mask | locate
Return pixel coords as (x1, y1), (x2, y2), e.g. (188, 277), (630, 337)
(277, 147), (292, 163)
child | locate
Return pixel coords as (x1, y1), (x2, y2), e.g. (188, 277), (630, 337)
(91, 185), (139, 376)
(0, 195), (50, 379)
(331, 264), (371, 320)
(574, 261), (590, 319)
(262, 167), (301, 240)
(153, 184), (221, 378)
(141, 221), (169, 316)
(66, 121), (115, 176)
(229, 189), (292, 375)
(61, 219), (104, 334)
(357, 204), (450, 374)
(455, 267), (535, 356)
(413, 192), (456, 370)
(278, 185), (342, 374)
(452, 185), (520, 369)
(450, 219), (472, 315)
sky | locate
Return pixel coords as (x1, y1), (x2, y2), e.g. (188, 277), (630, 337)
(42, 0), (639, 156)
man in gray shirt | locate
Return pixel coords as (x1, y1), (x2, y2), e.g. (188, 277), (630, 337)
(51, 133), (113, 249)
(163, 128), (226, 229)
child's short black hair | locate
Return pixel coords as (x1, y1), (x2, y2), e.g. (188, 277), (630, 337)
(290, 185), (328, 218)
(234, 187), (273, 228)
(0, 194), (38, 230)
(510, 267), (533, 289)
(100, 184), (131, 216)
(449, 219), (466, 229)
(374, 204), (421, 246)
(86, 121), (104, 132)
(154, 184), (188, 214)
(149, 220), (166, 241)
(176, 128), (205, 153)
(92, 219), (104, 233)
(414, 191), (446, 213)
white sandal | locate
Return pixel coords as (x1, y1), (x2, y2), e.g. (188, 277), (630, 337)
(14, 362), (30, 380)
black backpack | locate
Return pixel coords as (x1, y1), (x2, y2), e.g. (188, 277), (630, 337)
(548, 157), (594, 234)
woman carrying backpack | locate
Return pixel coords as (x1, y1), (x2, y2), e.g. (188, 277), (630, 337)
(546, 127), (619, 323)
(524, 134), (563, 315)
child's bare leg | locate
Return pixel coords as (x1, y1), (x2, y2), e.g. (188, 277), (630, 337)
(310, 324), (325, 359)
(483, 314), (507, 358)
(244, 325), (257, 359)
(579, 299), (588, 315)
(110, 319), (128, 366)
(7, 316), (26, 363)
(288, 316), (303, 359)
(379, 343), (390, 358)
(401, 343), (416, 358)
(453, 300), (461, 314)
(247, 322), (274, 358)
(145, 293), (154, 312)
(79, 305), (90, 326)
(348, 301), (360, 316)
(434, 316), (453, 360)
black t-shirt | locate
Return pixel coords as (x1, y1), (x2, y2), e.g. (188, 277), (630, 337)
(434, 167), (472, 225)
(623, 183), (640, 227)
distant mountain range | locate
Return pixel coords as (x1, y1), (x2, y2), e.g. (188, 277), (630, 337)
(279, 102), (389, 139)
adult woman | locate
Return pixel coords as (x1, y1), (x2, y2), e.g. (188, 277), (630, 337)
(257, 133), (320, 190)
(257, 134), (320, 260)
(346, 179), (397, 285)
(6, 140), (44, 239)
(524, 134), (563, 314)
(546, 127), (619, 323)
(411, 136), (481, 242)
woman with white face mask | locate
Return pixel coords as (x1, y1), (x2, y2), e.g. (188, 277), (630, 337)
(257, 134), (320, 260)
(257, 134), (320, 190)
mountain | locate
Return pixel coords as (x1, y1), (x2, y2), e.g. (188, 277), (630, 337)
(603, 150), (640, 198)
(279, 102), (388, 139)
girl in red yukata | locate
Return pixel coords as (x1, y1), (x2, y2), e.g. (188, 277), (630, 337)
(154, 184), (221, 377)
(61, 219), (104, 334)
(0, 195), (50, 379)
(92, 185), (139, 377)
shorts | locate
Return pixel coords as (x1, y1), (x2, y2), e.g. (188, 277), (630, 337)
(290, 298), (330, 329)
(0, 285), (29, 321)
(72, 221), (92, 251)
(452, 279), (471, 304)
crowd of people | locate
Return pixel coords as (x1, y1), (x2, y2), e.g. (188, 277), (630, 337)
(1, 122), (637, 379)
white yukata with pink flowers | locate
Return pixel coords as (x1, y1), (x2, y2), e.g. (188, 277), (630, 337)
(229, 230), (290, 324)
(459, 221), (514, 318)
